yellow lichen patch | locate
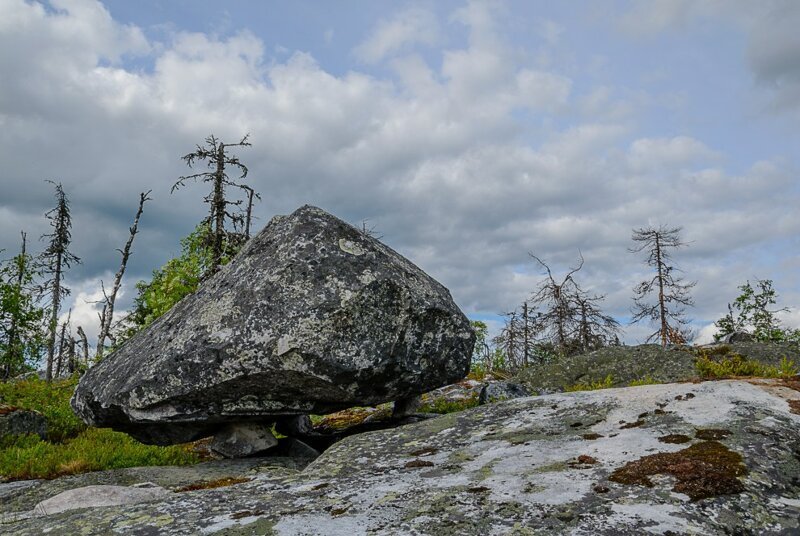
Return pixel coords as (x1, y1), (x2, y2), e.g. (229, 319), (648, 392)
(174, 476), (251, 492)
(609, 440), (747, 501)
(314, 406), (390, 432)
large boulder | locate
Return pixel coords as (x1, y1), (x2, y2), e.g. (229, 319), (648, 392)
(72, 205), (474, 445)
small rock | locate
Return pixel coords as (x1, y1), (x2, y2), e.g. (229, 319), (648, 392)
(720, 331), (753, 343)
(210, 423), (278, 458)
(0, 407), (47, 440)
(478, 382), (531, 405)
(274, 415), (314, 437)
(392, 395), (422, 418)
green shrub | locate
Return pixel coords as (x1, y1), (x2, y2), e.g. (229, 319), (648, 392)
(419, 394), (479, 414)
(0, 428), (198, 481)
(695, 354), (798, 379)
(0, 376), (85, 441)
(628, 375), (661, 387)
(565, 374), (614, 392)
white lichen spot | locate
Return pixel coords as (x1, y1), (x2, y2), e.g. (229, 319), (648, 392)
(338, 239), (365, 256)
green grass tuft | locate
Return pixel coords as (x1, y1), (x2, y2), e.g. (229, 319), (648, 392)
(695, 354), (798, 379)
(0, 428), (199, 481)
(419, 394), (479, 414)
(565, 374), (614, 392)
(0, 376), (200, 480)
(628, 375), (662, 387)
(0, 377), (85, 442)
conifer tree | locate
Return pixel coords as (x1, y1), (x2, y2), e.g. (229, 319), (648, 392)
(40, 181), (81, 381)
(172, 134), (259, 274)
(0, 232), (45, 378)
(629, 225), (695, 346)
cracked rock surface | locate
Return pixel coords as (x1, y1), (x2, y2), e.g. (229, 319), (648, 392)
(8, 379), (800, 535)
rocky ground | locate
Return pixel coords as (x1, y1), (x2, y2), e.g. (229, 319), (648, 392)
(513, 341), (800, 394)
(3, 378), (799, 535)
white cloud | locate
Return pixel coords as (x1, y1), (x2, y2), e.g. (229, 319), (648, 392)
(354, 6), (439, 64)
(0, 0), (798, 347)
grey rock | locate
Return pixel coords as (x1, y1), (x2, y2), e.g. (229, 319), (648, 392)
(514, 344), (699, 393)
(478, 381), (530, 405)
(72, 205), (474, 445)
(277, 437), (320, 459)
(7, 380), (800, 534)
(32, 484), (169, 516)
(720, 331), (754, 343)
(392, 395), (422, 418)
(274, 415), (314, 437)
(0, 408), (47, 440)
(210, 423), (279, 458)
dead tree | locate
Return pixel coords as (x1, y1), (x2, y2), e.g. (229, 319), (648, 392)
(529, 253), (584, 355)
(40, 181), (81, 382)
(630, 225), (696, 346)
(573, 291), (620, 353)
(55, 308), (71, 378)
(77, 326), (89, 368)
(95, 191), (151, 360)
(172, 134), (258, 273)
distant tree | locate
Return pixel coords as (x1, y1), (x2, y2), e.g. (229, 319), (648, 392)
(629, 225), (695, 347)
(39, 181), (81, 381)
(0, 232), (45, 379)
(172, 134), (259, 274)
(715, 279), (798, 343)
(574, 290), (621, 353)
(95, 191), (151, 360)
(529, 253), (584, 355)
(528, 253), (620, 355)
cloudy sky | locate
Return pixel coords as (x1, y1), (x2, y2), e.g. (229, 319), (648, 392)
(1, 0), (799, 346)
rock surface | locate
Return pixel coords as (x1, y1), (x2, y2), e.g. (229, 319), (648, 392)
(210, 423), (279, 458)
(478, 381), (530, 405)
(72, 205), (474, 444)
(8, 379), (800, 534)
(33, 484), (169, 516)
(514, 341), (800, 394)
(0, 407), (47, 440)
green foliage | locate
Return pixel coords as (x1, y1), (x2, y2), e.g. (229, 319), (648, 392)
(115, 222), (247, 345)
(0, 428), (198, 481)
(0, 377), (85, 442)
(628, 375), (661, 387)
(715, 279), (800, 343)
(0, 377), (199, 480)
(565, 374), (614, 392)
(0, 239), (45, 378)
(419, 394), (479, 414)
(695, 353), (798, 379)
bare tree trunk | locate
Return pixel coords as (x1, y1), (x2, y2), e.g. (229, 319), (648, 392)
(244, 186), (255, 240)
(211, 143), (226, 273)
(55, 309), (71, 378)
(96, 191), (151, 360)
(655, 235), (668, 347)
(522, 302), (529, 368)
(77, 326), (89, 368)
(45, 251), (63, 382)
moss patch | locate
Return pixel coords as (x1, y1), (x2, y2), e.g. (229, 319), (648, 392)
(174, 476), (251, 492)
(658, 434), (692, 444)
(608, 440), (747, 501)
(695, 428), (732, 441)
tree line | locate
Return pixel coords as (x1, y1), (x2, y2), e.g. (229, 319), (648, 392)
(0, 134), (258, 380)
(473, 226), (799, 375)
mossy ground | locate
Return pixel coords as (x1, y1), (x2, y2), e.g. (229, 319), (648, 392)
(609, 440), (747, 501)
(0, 377), (199, 481)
